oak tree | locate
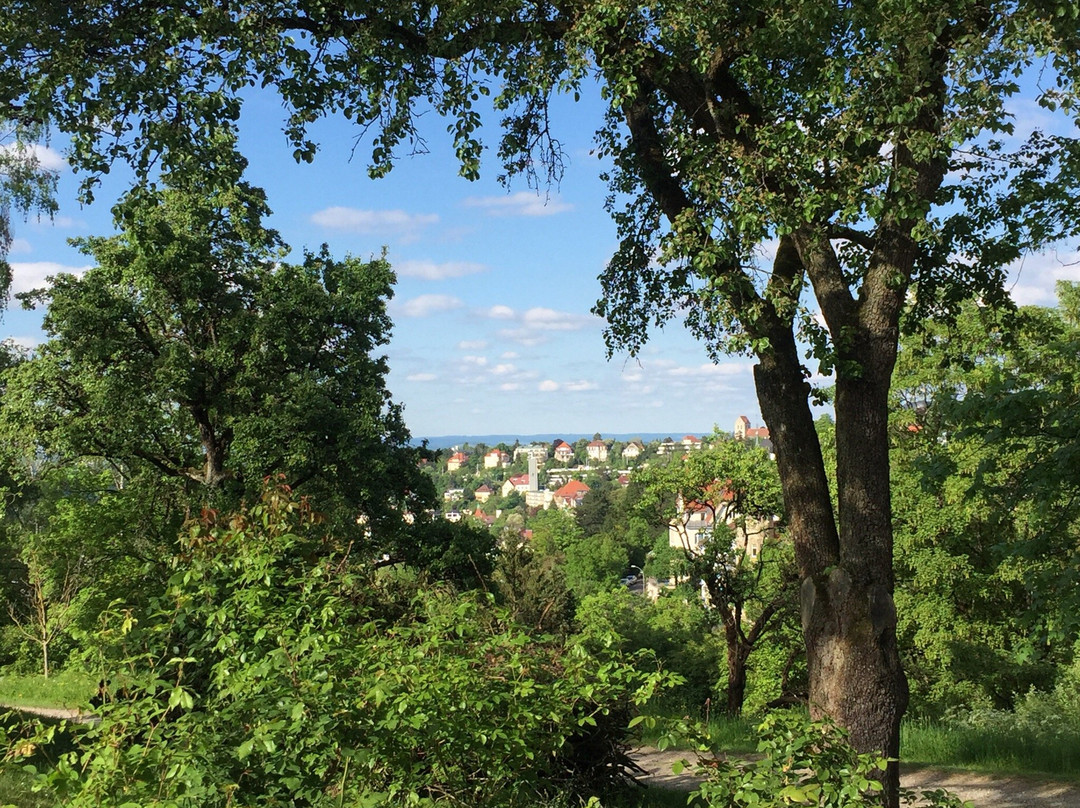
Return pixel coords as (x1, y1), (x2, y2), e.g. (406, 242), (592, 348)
(5, 2), (1080, 799)
(5, 179), (442, 567)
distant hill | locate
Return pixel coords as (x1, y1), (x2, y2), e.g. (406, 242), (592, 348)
(415, 432), (717, 451)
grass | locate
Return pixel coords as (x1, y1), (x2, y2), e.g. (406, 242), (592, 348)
(0, 670), (96, 711)
(901, 717), (1080, 780)
(636, 712), (758, 754)
(0, 765), (52, 808)
(638, 708), (1080, 782)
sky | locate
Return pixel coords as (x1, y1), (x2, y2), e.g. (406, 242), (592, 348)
(4, 81), (1080, 440)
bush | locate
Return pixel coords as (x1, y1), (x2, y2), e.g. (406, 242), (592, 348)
(10, 484), (674, 807)
(576, 588), (721, 714)
(660, 712), (970, 808)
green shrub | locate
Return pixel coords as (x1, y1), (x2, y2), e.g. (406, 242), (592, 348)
(9, 484), (674, 807)
(661, 712), (970, 808)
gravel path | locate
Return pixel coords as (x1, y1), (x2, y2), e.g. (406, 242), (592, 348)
(632, 747), (1080, 807)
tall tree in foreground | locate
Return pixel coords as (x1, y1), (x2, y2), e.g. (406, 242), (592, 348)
(5, 3), (1080, 800)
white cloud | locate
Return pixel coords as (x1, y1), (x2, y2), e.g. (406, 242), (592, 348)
(666, 362), (751, 378)
(396, 259), (487, 280)
(500, 382), (522, 392)
(0, 142), (66, 173)
(564, 380), (598, 392)
(9, 261), (92, 296)
(1007, 249), (1080, 307)
(486, 305), (599, 346)
(31, 215), (80, 230)
(395, 294), (464, 317)
(500, 351), (519, 359)
(498, 328), (548, 347)
(457, 339), (488, 350)
(6, 335), (39, 351)
(462, 355), (488, 366)
(491, 363), (517, 375)
(463, 191), (573, 217)
(521, 307), (595, 331)
(310, 207), (438, 241)
(406, 372), (437, 382)
(539, 380), (560, 392)
(8, 238), (31, 255)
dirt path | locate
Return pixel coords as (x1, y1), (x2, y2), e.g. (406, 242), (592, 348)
(632, 747), (1080, 807)
(1, 704), (94, 722)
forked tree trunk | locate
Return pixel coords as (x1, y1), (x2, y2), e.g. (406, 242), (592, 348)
(754, 319), (907, 807)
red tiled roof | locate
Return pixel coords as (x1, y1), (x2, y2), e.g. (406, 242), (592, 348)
(554, 479), (590, 499)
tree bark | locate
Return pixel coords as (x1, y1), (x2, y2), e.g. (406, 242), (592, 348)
(724, 622), (749, 717)
(754, 315), (907, 805)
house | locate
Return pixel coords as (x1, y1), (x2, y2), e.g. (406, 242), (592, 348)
(447, 451), (469, 472)
(514, 443), (549, 464)
(553, 439), (575, 464)
(681, 435), (703, 451)
(734, 416), (771, 449)
(656, 437), (677, 455)
(622, 440), (644, 460)
(586, 439), (609, 463)
(483, 449), (511, 469)
(553, 479), (590, 509)
(471, 507), (496, 527)
(501, 473), (531, 497)
(474, 483), (493, 503)
(669, 496), (718, 553)
(734, 415), (752, 440)
(444, 509), (463, 523)
(668, 486), (775, 560)
(443, 488), (464, 502)
(617, 473), (631, 487)
(526, 488), (554, 508)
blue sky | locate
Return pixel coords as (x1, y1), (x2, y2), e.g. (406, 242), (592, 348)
(5, 83), (1079, 439)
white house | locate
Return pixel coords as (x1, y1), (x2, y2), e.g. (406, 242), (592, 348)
(586, 439), (609, 463)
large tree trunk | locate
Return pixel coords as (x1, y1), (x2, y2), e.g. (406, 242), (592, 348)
(754, 318), (907, 806)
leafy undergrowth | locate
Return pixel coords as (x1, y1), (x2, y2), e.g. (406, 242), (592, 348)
(0, 671), (95, 711)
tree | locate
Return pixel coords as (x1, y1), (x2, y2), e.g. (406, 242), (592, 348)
(4, 179), (445, 565)
(6, 4), (1080, 799)
(0, 119), (58, 299)
(889, 285), (1080, 714)
(7, 549), (79, 677)
(638, 442), (797, 716)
